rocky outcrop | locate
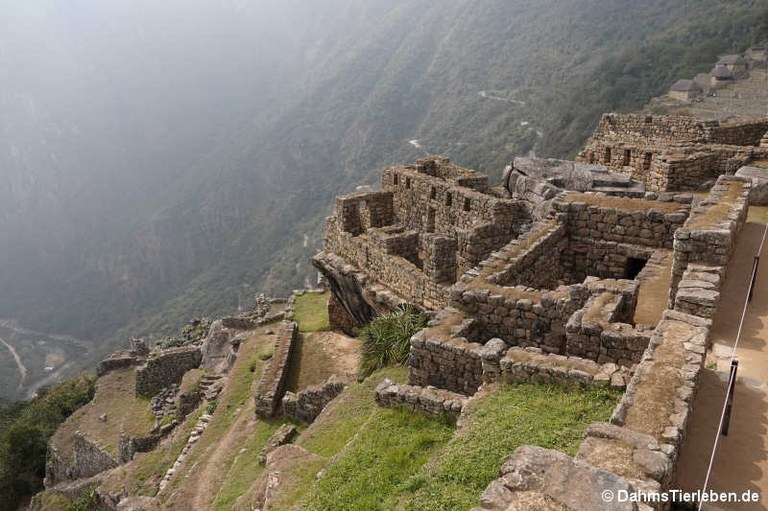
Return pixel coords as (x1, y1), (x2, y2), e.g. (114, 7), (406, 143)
(257, 424), (298, 465)
(312, 251), (377, 331)
(735, 165), (768, 205)
(201, 320), (246, 374)
(472, 445), (645, 511)
(251, 445), (323, 511)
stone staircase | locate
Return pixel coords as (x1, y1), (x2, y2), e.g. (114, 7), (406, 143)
(199, 374), (223, 401)
(760, 129), (768, 148)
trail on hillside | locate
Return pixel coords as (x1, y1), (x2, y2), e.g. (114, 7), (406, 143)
(0, 336), (27, 389)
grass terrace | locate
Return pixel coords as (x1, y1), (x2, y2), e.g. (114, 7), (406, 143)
(291, 376), (620, 510)
(50, 368), (155, 461)
(293, 292), (330, 333)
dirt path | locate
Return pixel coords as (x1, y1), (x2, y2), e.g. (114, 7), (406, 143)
(0, 335), (27, 388)
(191, 402), (255, 510)
(675, 220), (768, 510)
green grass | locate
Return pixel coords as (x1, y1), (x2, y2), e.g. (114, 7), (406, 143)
(297, 366), (407, 458)
(293, 292), (330, 333)
(212, 418), (285, 511)
(389, 384), (621, 511)
(296, 408), (454, 511)
(100, 406), (204, 498)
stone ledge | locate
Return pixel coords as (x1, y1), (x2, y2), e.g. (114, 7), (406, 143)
(375, 379), (467, 421)
(499, 347), (630, 389)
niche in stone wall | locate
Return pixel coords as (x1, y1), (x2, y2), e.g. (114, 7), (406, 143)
(426, 207), (436, 233)
(642, 152), (652, 172)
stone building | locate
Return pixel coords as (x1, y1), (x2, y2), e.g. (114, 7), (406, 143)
(668, 79), (703, 101)
(579, 113), (768, 191)
(709, 63), (735, 88)
(317, 157), (754, 507)
(717, 54), (748, 76)
(313, 157), (528, 331)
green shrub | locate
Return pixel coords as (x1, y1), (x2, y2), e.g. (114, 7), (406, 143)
(358, 306), (427, 379)
(206, 400), (218, 415)
(0, 373), (95, 511)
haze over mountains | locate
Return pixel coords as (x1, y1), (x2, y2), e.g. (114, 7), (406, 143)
(1, 0), (766, 399)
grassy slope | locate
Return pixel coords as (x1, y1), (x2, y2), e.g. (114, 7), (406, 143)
(391, 384), (621, 511)
(273, 372), (619, 510)
(293, 292), (331, 333)
(159, 328), (287, 509)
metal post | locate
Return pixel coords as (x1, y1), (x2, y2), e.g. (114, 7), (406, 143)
(721, 359), (739, 436)
(749, 256), (760, 302)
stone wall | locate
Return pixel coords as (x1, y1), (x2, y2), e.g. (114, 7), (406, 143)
(135, 346), (202, 397)
(586, 113), (767, 148)
(485, 221), (568, 290)
(553, 194), (687, 283)
(564, 290), (652, 366)
(44, 445), (72, 488)
(380, 159), (524, 270)
(581, 113), (768, 191)
(96, 353), (142, 377)
(254, 321), (298, 418)
(499, 346), (630, 389)
(587, 113), (718, 146)
(281, 375), (348, 423)
(407, 311), (485, 395)
(335, 190), (395, 235)
(323, 216), (452, 310)
(709, 118), (768, 146)
(72, 432), (118, 480)
(375, 379), (467, 421)
(451, 283), (589, 354)
(669, 176), (750, 304)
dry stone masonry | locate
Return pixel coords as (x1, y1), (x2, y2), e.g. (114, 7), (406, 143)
(580, 113), (768, 191)
(316, 101), (763, 508)
(135, 346), (202, 397)
(254, 321), (298, 418)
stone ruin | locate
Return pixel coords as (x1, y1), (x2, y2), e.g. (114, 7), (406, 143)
(579, 113), (768, 192)
(315, 109), (765, 507)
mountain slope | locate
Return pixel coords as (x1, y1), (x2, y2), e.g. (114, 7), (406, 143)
(1, 0), (767, 384)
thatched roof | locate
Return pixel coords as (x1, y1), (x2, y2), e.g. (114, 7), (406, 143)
(670, 79), (702, 92)
(710, 64), (734, 79)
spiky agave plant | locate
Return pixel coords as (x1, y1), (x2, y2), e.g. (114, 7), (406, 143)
(358, 305), (428, 379)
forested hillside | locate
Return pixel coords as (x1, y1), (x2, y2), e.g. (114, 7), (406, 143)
(1, 0), (766, 391)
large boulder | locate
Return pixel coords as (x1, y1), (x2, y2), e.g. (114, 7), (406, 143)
(735, 166), (768, 205)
